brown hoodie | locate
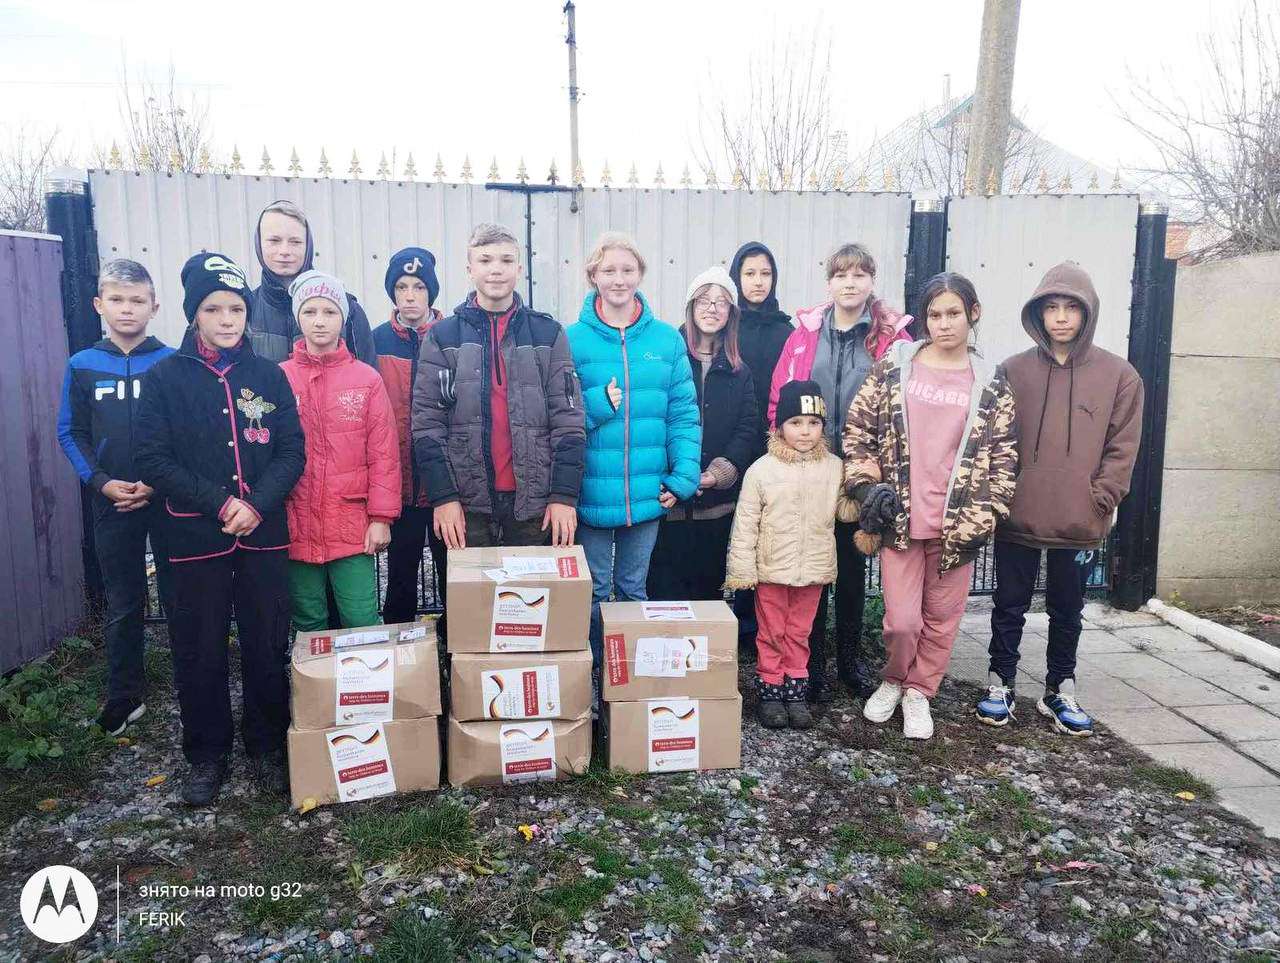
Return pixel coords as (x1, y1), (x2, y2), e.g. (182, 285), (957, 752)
(998, 262), (1144, 550)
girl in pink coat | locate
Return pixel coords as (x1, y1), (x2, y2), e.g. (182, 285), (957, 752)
(281, 270), (401, 629)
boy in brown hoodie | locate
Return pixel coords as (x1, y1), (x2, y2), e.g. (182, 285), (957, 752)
(977, 262), (1143, 736)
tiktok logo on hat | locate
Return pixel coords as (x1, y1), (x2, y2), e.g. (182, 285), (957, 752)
(20, 865), (98, 944)
(403, 256), (423, 274)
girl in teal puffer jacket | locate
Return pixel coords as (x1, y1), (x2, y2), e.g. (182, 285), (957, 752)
(567, 233), (702, 677)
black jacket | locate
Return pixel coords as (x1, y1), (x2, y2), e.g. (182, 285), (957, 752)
(729, 242), (793, 451)
(57, 336), (174, 493)
(686, 339), (759, 511)
(135, 328), (306, 562)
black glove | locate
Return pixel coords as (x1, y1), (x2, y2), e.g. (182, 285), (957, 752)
(858, 483), (902, 535)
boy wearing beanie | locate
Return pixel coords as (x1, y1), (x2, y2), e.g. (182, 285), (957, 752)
(978, 262), (1144, 736)
(135, 252), (305, 807)
(371, 247), (449, 626)
(725, 380), (855, 729)
(282, 270), (401, 630)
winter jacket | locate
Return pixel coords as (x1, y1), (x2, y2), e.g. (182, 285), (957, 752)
(373, 309), (443, 507)
(135, 328), (306, 562)
(567, 292), (702, 529)
(767, 299), (913, 450)
(723, 434), (856, 590)
(281, 340), (401, 564)
(842, 340), (1019, 575)
(729, 241), (794, 449)
(247, 208), (376, 367)
(665, 331), (759, 518)
(57, 336), (174, 493)
(999, 262), (1145, 550)
(411, 292), (585, 521)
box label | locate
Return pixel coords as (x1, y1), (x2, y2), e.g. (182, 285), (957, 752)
(634, 635), (709, 677)
(604, 633), (629, 687)
(502, 556), (558, 578)
(334, 647), (395, 724)
(334, 629), (392, 649)
(640, 601), (696, 621)
(482, 665), (562, 719)
(483, 568), (511, 584)
(647, 699), (700, 772)
(325, 723), (397, 802)
(490, 586), (550, 652)
(499, 723), (558, 784)
(399, 625), (428, 641)
(556, 555), (580, 579)
(309, 636), (333, 655)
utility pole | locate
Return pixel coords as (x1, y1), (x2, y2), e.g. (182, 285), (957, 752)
(564, 1), (581, 187)
(964, 0), (1021, 195)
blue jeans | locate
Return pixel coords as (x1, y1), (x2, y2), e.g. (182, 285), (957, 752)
(578, 519), (661, 671)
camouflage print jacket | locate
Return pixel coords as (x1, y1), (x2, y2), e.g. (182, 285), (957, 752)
(841, 340), (1019, 574)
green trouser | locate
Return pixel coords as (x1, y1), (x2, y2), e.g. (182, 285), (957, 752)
(289, 554), (380, 631)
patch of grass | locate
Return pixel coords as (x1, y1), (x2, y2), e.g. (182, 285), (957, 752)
(911, 784), (945, 807)
(527, 874), (616, 930)
(833, 822), (909, 861)
(344, 800), (478, 870)
(1198, 865), (1222, 888)
(563, 830), (630, 877)
(602, 801), (651, 824)
(233, 834), (330, 928)
(895, 863), (945, 896)
(1133, 763), (1217, 800)
(993, 779), (1032, 810)
(736, 775), (760, 800)
(1098, 914), (1146, 949)
(1018, 813), (1052, 836)
(373, 910), (457, 963)
(1160, 866), (1183, 881)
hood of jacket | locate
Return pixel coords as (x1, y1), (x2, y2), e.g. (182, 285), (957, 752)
(766, 431), (831, 463)
(575, 290), (658, 340)
(1020, 261), (1100, 366)
(92, 335), (169, 358)
(729, 241), (782, 314)
(254, 204), (316, 311)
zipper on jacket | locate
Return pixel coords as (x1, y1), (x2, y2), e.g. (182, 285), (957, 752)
(125, 353), (133, 477)
(564, 371), (575, 409)
(620, 327), (632, 527)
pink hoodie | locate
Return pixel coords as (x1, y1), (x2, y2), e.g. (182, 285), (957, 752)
(766, 298), (913, 426)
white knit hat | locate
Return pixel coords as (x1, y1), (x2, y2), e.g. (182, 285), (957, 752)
(684, 266), (738, 310)
(289, 269), (349, 323)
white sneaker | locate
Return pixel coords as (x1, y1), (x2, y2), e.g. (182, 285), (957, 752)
(863, 682), (903, 723)
(901, 688), (934, 740)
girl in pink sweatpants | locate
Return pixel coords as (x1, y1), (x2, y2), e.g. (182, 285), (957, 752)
(841, 272), (1019, 740)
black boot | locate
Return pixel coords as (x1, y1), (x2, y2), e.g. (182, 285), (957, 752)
(248, 749), (289, 797)
(781, 676), (814, 729)
(183, 759), (228, 807)
(755, 677), (789, 729)
(839, 660), (880, 700)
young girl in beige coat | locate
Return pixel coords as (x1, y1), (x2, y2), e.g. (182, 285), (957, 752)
(725, 380), (857, 729)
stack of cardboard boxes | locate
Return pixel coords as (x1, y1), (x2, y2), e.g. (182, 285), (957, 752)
(600, 600), (742, 774)
(286, 621), (443, 809)
(445, 546), (594, 786)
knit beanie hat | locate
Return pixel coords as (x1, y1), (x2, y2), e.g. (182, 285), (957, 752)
(684, 265), (738, 312)
(181, 252), (251, 323)
(775, 379), (827, 428)
(289, 270), (350, 324)
(385, 247), (440, 306)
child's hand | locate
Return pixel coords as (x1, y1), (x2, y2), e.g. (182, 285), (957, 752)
(364, 521), (391, 555)
(101, 479), (136, 503)
(606, 377), (622, 409)
(433, 501), (467, 550)
(221, 498), (260, 536)
(658, 486), (678, 509)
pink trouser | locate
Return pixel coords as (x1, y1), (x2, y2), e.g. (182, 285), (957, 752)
(754, 583), (825, 685)
(880, 539), (973, 697)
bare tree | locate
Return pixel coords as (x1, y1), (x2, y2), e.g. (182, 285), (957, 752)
(695, 28), (841, 191)
(1120, 0), (1280, 260)
(0, 125), (67, 232)
(95, 61), (215, 172)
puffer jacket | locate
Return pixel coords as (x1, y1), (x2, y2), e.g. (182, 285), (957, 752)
(723, 434), (856, 590)
(567, 292), (702, 529)
(411, 292), (585, 521)
(841, 340), (1019, 575)
(373, 308), (443, 507)
(281, 340), (401, 563)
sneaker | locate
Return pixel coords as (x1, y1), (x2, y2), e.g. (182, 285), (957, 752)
(976, 673), (1017, 727)
(901, 688), (934, 740)
(248, 749), (289, 796)
(757, 700), (789, 729)
(182, 759), (228, 807)
(96, 699), (146, 736)
(1037, 679), (1094, 737)
(862, 681), (903, 723)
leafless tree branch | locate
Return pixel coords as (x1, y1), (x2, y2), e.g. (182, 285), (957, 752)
(0, 125), (68, 232)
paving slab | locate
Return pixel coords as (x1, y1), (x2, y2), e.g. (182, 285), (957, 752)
(1081, 652), (1190, 680)
(1139, 742), (1280, 789)
(1178, 705), (1280, 743)
(1155, 650), (1267, 679)
(1205, 673), (1280, 706)
(1076, 629), (1141, 655)
(1113, 624), (1214, 653)
(1098, 707), (1218, 745)
(944, 659), (992, 686)
(1122, 674), (1244, 708)
(1080, 677), (1160, 712)
(1237, 741), (1280, 772)
(1215, 788), (1280, 838)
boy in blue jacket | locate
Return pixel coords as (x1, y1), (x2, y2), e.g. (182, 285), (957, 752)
(57, 259), (175, 735)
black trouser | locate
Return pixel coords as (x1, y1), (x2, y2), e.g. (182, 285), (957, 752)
(169, 548), (291, 764)
(93, 497), (175, 703)
(989, 539), (1095, 689)
(808, 520), (867, 693)
(645, 515), (733, 602)
(463, 492), (549, 547)
(382, 505), (448, 625)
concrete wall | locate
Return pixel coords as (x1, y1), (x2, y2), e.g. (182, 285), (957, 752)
(1158, 252), (1280, 606)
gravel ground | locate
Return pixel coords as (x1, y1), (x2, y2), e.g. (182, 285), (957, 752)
(2, 634), (1279, 962)
(1195, 604), (1280, 651)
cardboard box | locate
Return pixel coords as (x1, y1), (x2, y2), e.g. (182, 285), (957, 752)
(287, 716), (441, 809)
(450, 651), (593, 722)
(600, 600), (738, 702)
(291, 622), (442, 730)
(606, 696), (742, 774)
(446, 546), (591, 653)
(447, 716), (591, 787)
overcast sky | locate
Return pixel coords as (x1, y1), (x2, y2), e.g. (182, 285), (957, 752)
(1, 0), (1227, 182)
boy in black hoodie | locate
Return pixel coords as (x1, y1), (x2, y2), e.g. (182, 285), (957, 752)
(57, 259), (175, 735)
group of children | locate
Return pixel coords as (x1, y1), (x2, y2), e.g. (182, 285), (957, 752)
(57, 199), (1143, 806)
